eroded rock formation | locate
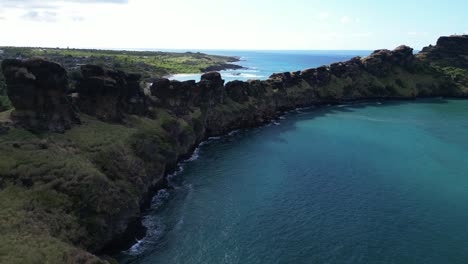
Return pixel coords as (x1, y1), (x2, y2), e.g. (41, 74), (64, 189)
(1, 58), (80, 132)
(76, 65), (148, 121)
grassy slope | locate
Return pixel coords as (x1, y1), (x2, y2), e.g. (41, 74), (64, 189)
(0, 108), (199, 263)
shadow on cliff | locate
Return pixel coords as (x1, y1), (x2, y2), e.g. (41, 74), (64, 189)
(230, 98), (452, 145)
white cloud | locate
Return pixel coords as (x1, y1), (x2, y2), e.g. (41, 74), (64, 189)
(317, 12), (329, 19)
(22, 11), (57, 22)
(340, 16), (351, 23)
(340, 16), (360, 24)
(0, 0), (127, 9)
(324, 32), (373, 39)
(407, 31), (429, 36)
(72, 16), (85, 22)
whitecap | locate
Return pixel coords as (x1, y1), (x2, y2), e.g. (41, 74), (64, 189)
(125, 214), (166, 255)
(185, 147), (200, 162)
(169, 73), (200, 78)
(222, 73), (265, 78)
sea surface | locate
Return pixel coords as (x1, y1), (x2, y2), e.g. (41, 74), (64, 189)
(169, 50), (371, 82)
(117, 99), (468, 264)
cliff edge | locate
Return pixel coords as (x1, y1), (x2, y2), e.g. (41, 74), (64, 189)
(0, 35), (467, 263)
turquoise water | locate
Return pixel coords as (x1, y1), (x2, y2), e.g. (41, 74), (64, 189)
(118, 99), (468, 264)
(169, 50), (371, 82)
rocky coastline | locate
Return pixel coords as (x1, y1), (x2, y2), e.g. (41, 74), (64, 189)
(0, 35), (467, 263)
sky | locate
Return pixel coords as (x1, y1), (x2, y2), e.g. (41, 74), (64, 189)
(0, 0), (467, 50)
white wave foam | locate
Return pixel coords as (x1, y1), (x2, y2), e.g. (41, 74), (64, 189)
(169, 73), (200, 78)
(239, 69), (260, 73)
(222, 73), (265, 78)
(185, 147), (200, 162)
(125, 214), (165, 255)
(126, 189), (170, 255)
(151, 189), (170, 208)
(167, 166), (184, 188)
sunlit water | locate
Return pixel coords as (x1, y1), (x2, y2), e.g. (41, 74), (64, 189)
(169, 50), (371, 82)
(117, 99), (468, 264)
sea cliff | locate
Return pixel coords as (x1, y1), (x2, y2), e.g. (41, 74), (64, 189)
(0, 35), (467, 263)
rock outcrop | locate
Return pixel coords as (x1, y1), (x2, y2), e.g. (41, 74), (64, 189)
(362, 45), (414, 76)
(76, 65), (148, 121)
(430, 35), (468, 55)
(419, 35), (468, 69)
(1, 58), (80, 132)
(150, 71), (225, 113)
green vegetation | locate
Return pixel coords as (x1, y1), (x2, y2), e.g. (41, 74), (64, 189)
(0, 108), (201, 263)
(0, 47), (239, 81)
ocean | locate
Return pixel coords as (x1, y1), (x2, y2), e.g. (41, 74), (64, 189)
(169, 50), (371, 82)
(116, 52), (468, 264)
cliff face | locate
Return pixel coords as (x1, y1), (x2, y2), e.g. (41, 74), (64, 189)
(0, 35), (467, 263)
(417, 35), (468, 93)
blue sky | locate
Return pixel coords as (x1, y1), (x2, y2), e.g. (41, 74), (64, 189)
(0, 0), (466, 50)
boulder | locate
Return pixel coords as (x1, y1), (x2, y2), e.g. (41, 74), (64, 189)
(1, 58), (79, 132)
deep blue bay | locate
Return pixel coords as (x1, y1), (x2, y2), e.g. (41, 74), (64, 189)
(118, 99), (468, 264)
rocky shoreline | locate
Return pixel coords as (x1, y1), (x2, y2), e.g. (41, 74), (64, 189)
(0, 35), (467, 263)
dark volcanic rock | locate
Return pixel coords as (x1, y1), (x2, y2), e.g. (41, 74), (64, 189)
(363, 46), (414, 76)
(1, 58), (80, 132)
(151, 72), (226, 112)
(225, 80), (250, 103)
(434, 35), (468, 55)
(392, 45), (414, 66)
(419, 35), (468, 69)
(76, 65), (147, 121)
(196, 72), (225, 106)
(150, 79), (197, 114)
